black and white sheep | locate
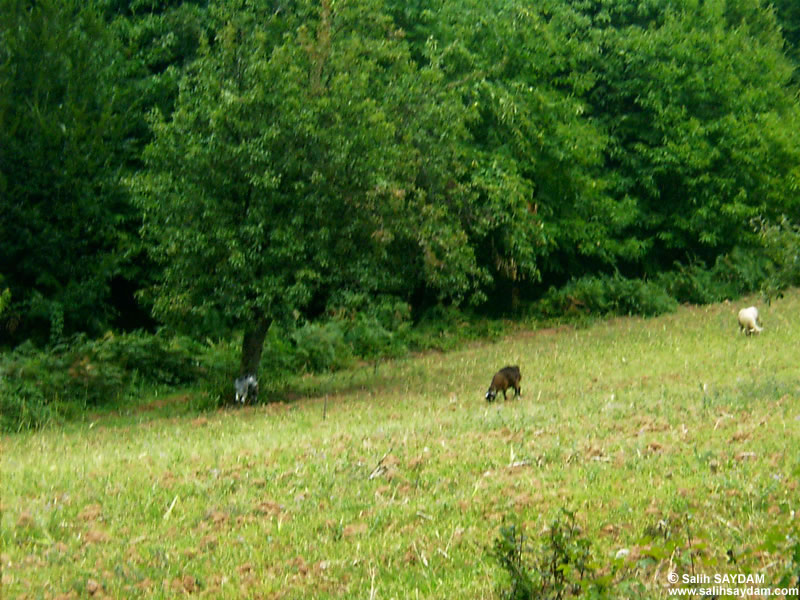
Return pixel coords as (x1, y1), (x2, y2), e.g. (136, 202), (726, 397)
(234, 374), (258, 404)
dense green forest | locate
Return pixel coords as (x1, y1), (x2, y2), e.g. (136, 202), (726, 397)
(2, 0), (800, 422)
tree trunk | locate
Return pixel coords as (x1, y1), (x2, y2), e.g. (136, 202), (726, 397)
(240, 314), (270, 377)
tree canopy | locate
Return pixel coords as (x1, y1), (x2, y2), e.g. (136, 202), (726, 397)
(3, 0), (800, 371)
(1, 0), (137, 342)
(131, 0), (489, 374)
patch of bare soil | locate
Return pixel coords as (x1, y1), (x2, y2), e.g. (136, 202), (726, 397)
(515, 325), (573, 339)
(135, 394), (190, 413)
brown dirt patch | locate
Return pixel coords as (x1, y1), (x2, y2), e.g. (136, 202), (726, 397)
(136, 394), (190, 413)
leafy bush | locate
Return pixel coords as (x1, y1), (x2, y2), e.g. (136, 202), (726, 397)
(89, 330), (204, 385)
(0, 331), (205, 431)
(536, 274), (678, 319)
(656, 262), (726, 305)
(189, 338), (239, 410)
(757, 216), (800, 300)
(260, 324), (297, 377)
(402, 304), (467, 351)
(491, 509), (618, 600)
(657, 247), (774, 305)
(534, 241), (792, 320)
(400, 304), (507, 351)
(323, 295), (411, 358)
(710, 246), (775, 299)
(1, 339), (126, 431)
(656, 219), (800, 306)
(343, 314), (407, 360)
(0, 277), (11, 319)
(284, 298), (412, 372)
(291, 321), (353, 373)
(1, 376), (64, 433)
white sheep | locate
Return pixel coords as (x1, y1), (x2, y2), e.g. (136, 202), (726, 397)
(737, 306), (762, 336)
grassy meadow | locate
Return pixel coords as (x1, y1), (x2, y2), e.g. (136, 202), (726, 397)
(2, 292), (799, 599)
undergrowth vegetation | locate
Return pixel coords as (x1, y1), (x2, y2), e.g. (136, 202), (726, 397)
(4, 220), (799, 434)
(0, 301), (510, 432)
(536, 239), (794, 321)
(492, 510), (624, 599)
(0, 331), (205, 432)
(3, 252), (797, 434)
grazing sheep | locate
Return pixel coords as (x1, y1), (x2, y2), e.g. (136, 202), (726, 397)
(234, 374), (258, 404)
(485, 365), (522, 402)
(737, 306), (762, 336)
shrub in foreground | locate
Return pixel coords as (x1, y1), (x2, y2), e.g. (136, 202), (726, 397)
(491, 510), (620, 600)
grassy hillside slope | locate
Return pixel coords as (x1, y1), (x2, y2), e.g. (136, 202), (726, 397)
(2, 293), (799, 598)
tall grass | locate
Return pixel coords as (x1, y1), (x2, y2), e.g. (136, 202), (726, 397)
(2, 292), (799, 598)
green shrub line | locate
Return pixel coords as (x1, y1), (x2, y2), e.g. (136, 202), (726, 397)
(0, 331), (205, 432)
(3, 247), (798, 433)
(0, 304), (506, 432)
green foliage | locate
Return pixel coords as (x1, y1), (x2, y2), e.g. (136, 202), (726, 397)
(655, 247), (774, 305)
(343, 314), (407, 360)
(258, 324), (297, 381)
(4, 0), (800, 354)
(187, 337), (240, 410)
(574, 0), (800, 271)
(1, 340), (126, 432)
(129, 0), (491, 375)
(292, 321), (353, 373)
(327, 295), (411, 359)
(0, 276), (10, 320)
(131, 0), (480, 331)
(0, 0), (142, 342)
(1, 378), (61, 434)
(756, 216), (800, 300)
(536, 274), (678, 318)
(422, 1), (619, 288)
(0, 331), (203, 431)
(269, 303), (411, 375)
(772, 0), (800, 83)
(656, 262), (723, 306)
(92, 330), (204, 385)
(396, 304), (506, 352)
(655, 217), (800, 306)
(384, 0), (800, 304)
(706, 247), (776, 300)
(104, 0), (213, 159)
(491, 510), (618, 600)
